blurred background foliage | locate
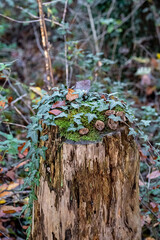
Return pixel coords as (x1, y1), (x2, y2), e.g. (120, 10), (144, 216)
(0, 0), (160, 239)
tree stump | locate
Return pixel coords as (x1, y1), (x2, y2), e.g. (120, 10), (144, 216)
(31, 125), (141, 240)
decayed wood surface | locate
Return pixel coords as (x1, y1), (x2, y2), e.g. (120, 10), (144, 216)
(31, 126), (141, 240)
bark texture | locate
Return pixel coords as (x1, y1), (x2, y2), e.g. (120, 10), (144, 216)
(31, 126), (141, 240)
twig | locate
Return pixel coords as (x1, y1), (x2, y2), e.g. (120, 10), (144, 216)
(37, 0), (54, 88)
(33, 24), (44, 56)
(13, 105), (29, 124)
(0, 12), (63, 27)
(4, 94), (27, 110)
(2, 122), (27, 129)
(86, 4), (99, 54)
(43, 0), (63, 5)
(62, 0), (69, 87)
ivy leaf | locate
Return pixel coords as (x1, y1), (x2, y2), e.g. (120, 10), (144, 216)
(67, 124), (77, 132)
(74, 118), (82, 125)
(108, 115), (121, 122)
(109, 100), (123, 110)
(85, 113), (97, 123)
(128, 128), (137, 137)
(74, 113), (84, 118)
(140, 120), (151, 127)
(125, 113), (134, 123)
(71, 102), (79, 109)
(55, 112), (68, 118)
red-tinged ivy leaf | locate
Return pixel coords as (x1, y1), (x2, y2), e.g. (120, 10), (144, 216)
(18, 142), (29, 159)
(51, 100), (66, 109)
(147, 170), (160, 179)
(49, 109), (62, 116)
(66, 89), (79, 101)
(8, 96), (13, 104)
(101, 94), (107, 101)
(74, 80), (91, 93)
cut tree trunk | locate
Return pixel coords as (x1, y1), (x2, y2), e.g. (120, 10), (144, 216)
(31, 125), (141, 240)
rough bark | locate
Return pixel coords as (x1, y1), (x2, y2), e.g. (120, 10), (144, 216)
(31, 126), (141, 240)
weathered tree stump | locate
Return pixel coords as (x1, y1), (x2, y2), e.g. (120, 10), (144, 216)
(31, 126), (141, 240)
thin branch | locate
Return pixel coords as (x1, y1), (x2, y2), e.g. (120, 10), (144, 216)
(0, 13), (40, 24)
(86, 4), (99, 54)
(37, 0), (54, 88)
(13, 106), (30, 124)
(2, 122), (27, 129)
(43, 0), (63, 5)
(98, 0), (146, 41)
(62, 0), (69, 88)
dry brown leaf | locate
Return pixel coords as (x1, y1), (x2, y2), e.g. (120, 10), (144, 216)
(145, 86), (156, 96)
(107, 119), (119, 130)
(1, 205), (22, 214)
(147, 170), (160, 179)
(0, 100), (5, 111)
(0, 179), (24, 199)
(51, 100), (66, 109)
(66, 88), (79, 101)
(141, 74), (151, 86)
(14, 159), (29, 170)
(18, 142), (29, 159)
(48, 109), (62, 116)
(79, 128), (89, 135)
(6, 170), (15, 181)
(95, 120), (105, 131)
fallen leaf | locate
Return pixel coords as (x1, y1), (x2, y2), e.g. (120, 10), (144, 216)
(0, 100), (5, 111)
(14, 159), (29, 170)
(74, 80), (91, 93)
(1, 205), (22, 214)
(51, 100), (66, 109)
(147, 170), (160, 179)
(18, 142), (29, 159)
(79, 128), (89, 135)
(145, 86), (156, 96)
(107, 119), (119, 130)
(66, 88), (79, 101)
(139, 180), (145, 186)
(48, 109), (62, 116)
(6, 170), (15, 181)
(8, 96), (13, 104)
(150, 58), (158, 69)
(30, 86), (44, 97)
(0, 199), (6, 204)
(0, 221), (8, 235)
(95, 120), (105, 131)
(0, 179), (24, 199)
(150, 202), (159, 212)
(145, 237), (155, 240)
(141, 74), (151, 86)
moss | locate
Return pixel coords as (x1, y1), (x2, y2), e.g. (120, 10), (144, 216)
(114, 106), (124, 112)
(55, 105), (108, 142)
